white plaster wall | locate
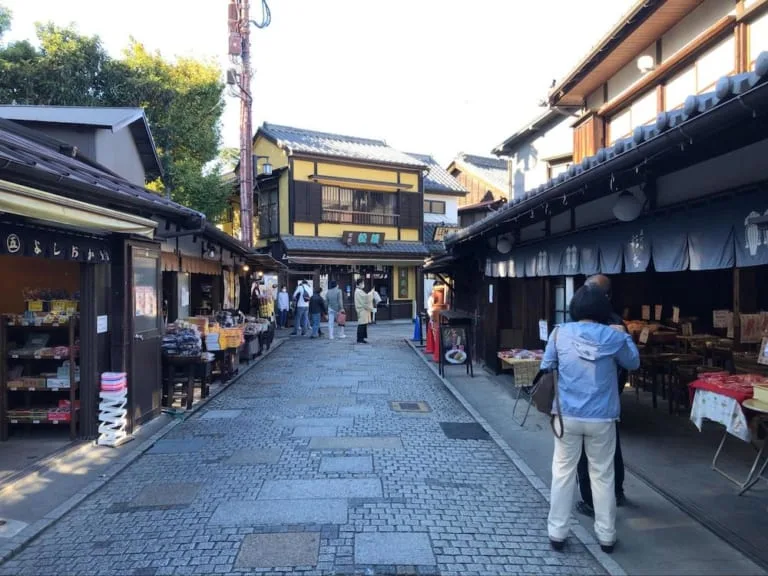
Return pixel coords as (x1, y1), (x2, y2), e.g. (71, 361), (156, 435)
(511, 116), (573, 197)
(586, 89), (606, 112)
(661, 0), (735, 60)
(606, 42), (655, 99)
(424, 193), (458, 224)
(749, 10), (768, 64)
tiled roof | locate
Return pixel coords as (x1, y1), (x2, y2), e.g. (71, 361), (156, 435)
(492, 109), (566, 156)
(282, 235), (429, 256)
(449, 55), (768, 245)
(406, 153), (467, 195)
(0, 118), (200, 221)
(0, 105), (163, 180)
(259, 123), (427, 169)
(452, 153), (509, 195)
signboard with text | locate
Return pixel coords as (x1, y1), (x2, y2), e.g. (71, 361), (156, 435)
(0, 223), (110, 262)
(342, 231), (385, 246)
(433, 226), (459, 242)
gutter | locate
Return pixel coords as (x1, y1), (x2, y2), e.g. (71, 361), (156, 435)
(449, 77), (768, 246)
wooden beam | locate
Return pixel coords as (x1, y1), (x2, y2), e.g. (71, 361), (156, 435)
(598, 15), (736, 118)
(737, 0), (768, 22)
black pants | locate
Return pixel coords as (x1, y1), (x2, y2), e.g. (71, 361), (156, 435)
(357, 323), (368, 342)
(577, 422), (624, 506)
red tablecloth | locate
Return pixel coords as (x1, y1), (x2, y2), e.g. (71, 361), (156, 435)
(689, 373), (767, 404)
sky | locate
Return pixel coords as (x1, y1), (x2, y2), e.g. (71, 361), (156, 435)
(2, 0), (635, 166)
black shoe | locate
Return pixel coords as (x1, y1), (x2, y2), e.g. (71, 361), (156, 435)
(600, 542), (615, 554)
(550, 539), (565, 552)
(575, 501), (595, 518)
(616, 493), (626, 507)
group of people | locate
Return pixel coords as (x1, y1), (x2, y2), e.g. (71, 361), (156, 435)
(278, 278), (381, 344)
(540, 274), (639, 555)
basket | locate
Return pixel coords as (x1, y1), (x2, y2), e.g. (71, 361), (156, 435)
(500, 358), (540, 387)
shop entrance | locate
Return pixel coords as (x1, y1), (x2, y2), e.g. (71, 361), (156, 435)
(129, 244), (162, 428)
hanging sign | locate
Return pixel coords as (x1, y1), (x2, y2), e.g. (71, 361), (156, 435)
(433, 226), (459, 242)
(672, 306), (680, 324)
(641, 305), (651, 321)
(654, 305), (663, 321)
(639, 327), (651, 344)
(342, 231), (385, 246)
(713, 310), (730, 329)
(0, 223), (110, 262)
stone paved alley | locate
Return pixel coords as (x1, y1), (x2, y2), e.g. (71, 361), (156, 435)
(0, 327), (603, 576)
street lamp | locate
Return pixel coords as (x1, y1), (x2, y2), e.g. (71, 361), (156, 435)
(252, 155), (273, 176)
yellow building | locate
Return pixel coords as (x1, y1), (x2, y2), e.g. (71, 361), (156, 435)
(249, 122), (429, 321)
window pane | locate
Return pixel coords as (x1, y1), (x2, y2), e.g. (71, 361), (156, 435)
(750, 11), (768, 64)
(424, 200), (431, 213)
(665, 66), (696, 110)
(134, 255), (159, 333)
(697, 36), (735, 92)
(434, 201), (446, 214)
(608, 109), (631, 143)
(555, 287), (565, 310)
(630, 90), (657, 129)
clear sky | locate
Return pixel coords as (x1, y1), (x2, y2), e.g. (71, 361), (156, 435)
(2, 0), (634, 166)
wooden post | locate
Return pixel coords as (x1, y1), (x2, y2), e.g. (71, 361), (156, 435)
(734, 267), (741, 348)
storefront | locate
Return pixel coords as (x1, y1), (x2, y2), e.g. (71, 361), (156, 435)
(273, 234), (427, 322)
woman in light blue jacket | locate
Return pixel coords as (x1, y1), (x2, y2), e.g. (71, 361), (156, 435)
(541, 285), (639, 554)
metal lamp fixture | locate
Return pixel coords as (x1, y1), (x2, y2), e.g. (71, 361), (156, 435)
(252, 155), (273, 176)
(612, 190), (644, 222)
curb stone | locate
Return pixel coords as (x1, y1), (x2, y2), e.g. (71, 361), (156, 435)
(0, 338), (286, 565)
(406, 338), (626, 576)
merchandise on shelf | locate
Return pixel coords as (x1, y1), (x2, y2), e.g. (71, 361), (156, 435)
(162, 323), (203, 357)
(497, 349), (545, 361)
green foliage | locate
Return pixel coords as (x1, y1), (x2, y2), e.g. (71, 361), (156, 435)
(0, 4), (11, 39)
(0, 23), (229, 219)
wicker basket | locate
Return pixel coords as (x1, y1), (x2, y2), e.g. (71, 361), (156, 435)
(500, 358), (540, 387)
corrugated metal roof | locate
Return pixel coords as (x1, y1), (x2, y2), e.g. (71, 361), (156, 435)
(406, 153), (467, 195)
(282, 235), (429, 256)
(0, 105), (163, 180)
(451, 153), (509, 195)
(259, 123), (427, 169)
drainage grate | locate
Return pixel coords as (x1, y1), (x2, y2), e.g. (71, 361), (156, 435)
(390, 401), (431, 413)
(439, 422), (490, 440)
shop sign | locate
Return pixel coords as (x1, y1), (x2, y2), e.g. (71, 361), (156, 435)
(0, 223), (110, 262)
(342, 231), (385, 246)
(433, 226), (458, 242)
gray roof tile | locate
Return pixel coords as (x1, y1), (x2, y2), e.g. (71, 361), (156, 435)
(282, 235), (429, 256)
(407, 153), (467, 195)
(453, 153), (509, 195)
(450, 55), (768, 245)
(260, 123), (427, 169)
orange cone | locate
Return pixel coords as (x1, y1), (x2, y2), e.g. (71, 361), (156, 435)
(425, 321), (434, 354)
(432, 324), (440, 363)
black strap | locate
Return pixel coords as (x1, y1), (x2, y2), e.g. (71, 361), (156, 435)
(550, 327), (564, 439)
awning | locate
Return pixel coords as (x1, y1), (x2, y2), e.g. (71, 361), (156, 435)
(181, 257), (221, 275)
(287, 256), (425, 266)
(246, 253), (286, 271)
(0, 179), (157, 238)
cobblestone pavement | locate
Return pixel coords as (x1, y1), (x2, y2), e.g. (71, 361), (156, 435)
(0, 327), (604, 576)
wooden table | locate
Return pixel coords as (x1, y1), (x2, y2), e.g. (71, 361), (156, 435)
(163, 355), (212, 410)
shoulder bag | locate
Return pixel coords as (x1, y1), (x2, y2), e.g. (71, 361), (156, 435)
(531, 327), (564, 438)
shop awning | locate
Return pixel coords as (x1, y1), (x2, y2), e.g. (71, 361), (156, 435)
(0, 179), (157, 238)
(246, 253), (286, 271)
(286, 256), (426, 266)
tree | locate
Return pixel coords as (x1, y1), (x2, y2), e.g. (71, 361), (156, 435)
(0, 4), (11, 39)
(0, 23), (229, 219)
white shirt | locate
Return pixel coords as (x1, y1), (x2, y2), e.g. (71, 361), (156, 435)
(293, 284), (311, 308)
(277, 290), (290, 311)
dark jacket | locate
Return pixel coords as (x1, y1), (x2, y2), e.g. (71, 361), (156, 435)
(309, 294), (327, 315)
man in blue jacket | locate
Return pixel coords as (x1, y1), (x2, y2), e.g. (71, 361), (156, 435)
(576, 274), (628, 517)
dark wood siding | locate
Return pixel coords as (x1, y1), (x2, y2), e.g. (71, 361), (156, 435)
(399, 192), (421, 228)
(293, 181), (322, 223)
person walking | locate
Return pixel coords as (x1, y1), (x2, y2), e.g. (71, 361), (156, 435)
(576, 274), (629, 516)
(541, 285), (640, 554)
(309, 286), (327, 339)
(325, 280), (345, 339)
(354, 278), (373, 344)
(277, 285), (290, 329)
(291, 280), (311, 336)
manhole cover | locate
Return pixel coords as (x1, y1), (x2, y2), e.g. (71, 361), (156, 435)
(439, 422), (490, 440)
(390, 401), (431, 413)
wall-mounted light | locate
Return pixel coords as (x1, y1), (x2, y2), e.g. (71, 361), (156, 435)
(242, 264), (250, 272)
(252, 155), (273, 176)
(613, 190), (643, 222)
(637, 54), (655, 74)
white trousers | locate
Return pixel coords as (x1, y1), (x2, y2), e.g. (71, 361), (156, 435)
(548, 418), (616, 545)
(327, 310), (345, 339)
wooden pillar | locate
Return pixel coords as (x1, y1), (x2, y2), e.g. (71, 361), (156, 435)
(734, 267), (741, 348)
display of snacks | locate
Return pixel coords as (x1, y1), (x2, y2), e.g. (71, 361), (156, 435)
(498, 349), (545, 360)
(162, 323), (203, 357)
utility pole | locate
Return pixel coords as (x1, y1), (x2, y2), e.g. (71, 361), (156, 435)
(237, 0), (254, 248)
(228, 0), (270, 247)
